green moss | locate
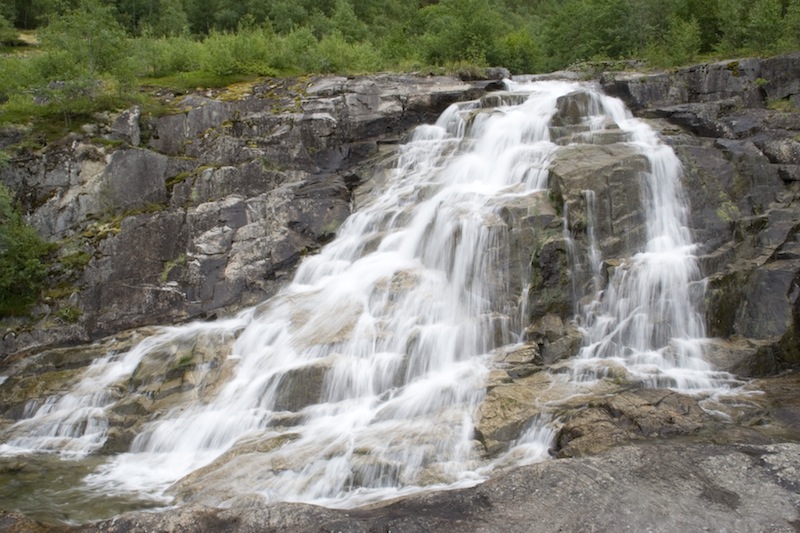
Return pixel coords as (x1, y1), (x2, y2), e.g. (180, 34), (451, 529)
(81, 221), (121, 245)
(767, 98), (794, 112)
(59, 251), (92, 271)
(161, 254), (187, 283)
(43, 284), (79, 300)
(90, 137), (125, 148)
(139, 72), (257, 93)
(715, 198), (741, 223)
(57, 306), (82, 323)
(165, 171), (193, 192)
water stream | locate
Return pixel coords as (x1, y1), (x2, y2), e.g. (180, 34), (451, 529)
(0, 80), (735, 521)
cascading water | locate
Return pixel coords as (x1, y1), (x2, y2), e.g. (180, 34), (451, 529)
(0, 80), (733, 518)
(563, 92), (736, 392)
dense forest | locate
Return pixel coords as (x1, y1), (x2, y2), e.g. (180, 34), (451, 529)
(0, 0), (799, 316)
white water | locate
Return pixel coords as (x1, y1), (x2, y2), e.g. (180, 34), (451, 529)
(0, 80), (732, 510)
(567, 92), (735, 393)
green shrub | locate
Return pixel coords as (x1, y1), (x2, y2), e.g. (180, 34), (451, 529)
(419, 0), (507, 66)
(781, 0), (800, 50)
(491, 29), (542, 74)
(0, 54), (42, 101)
(317, 32), (382, 73)
(136, 36), (202, 78)
(745, 0), (783, 53)
(0, 14), (16, 45)
(200, 28), (276, 77)
(646, 16), (702, 67)
(271, 27), (321, 74)
(0, 184), (53, 316)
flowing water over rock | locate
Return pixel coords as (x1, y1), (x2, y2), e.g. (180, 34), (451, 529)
(558, 91), (739, 392)
(0, 80), (739, 522)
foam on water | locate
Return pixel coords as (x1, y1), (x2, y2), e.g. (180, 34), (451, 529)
(566, 91), (738, 394)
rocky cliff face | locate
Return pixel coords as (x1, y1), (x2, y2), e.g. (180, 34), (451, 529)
(0, 75), (497, 355)
(602, 54), (800, 375)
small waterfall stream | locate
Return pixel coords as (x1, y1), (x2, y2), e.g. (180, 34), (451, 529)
(566, 93), (734, 392)
(0, 80), (735, 517)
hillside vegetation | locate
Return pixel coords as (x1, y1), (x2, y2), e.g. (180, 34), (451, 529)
(0, 0), (798, 129)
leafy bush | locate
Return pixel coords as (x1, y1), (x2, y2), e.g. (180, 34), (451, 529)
(491, 29), (542, 74)
(0, 184), (53, 316)
(0, 13), (16, 44)
(317, 32), (382, 73)
(199, 27), (276, 77)
(270, 27), (322, 74)
(419, 0), (508, 66)
(541, 0), (637, 70)
(38, 0), (135, 86)
(0, 54), (41, 99)
(137, 36), (202, 78)
(646, 16), (702, 67)
(746, 0), (783, 53)
(781, 0), (800, 50)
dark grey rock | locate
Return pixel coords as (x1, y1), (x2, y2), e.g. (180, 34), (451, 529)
(103, 148), (169, 212)
(64, 441), (800, 533)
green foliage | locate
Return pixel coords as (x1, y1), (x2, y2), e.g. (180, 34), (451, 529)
(317, 31), (382, 73)
(492, 29), (542, 74)
(647, 15), (702, 67)
(330, 0), (368, 43)
(145, 0), (189, 37)
(0, 54), (39, 99)
(270, 26), (321, 74)
(57, 305), (81, 322)
(0, 13), (16, 44)
(199, 27), (276, 77)
(0, 0), (799, 132)
(715, 0), (749, 54)
(782, 0), (800, 49)
(0, 183), (53, 316)
(39, 0), (133, 79)
(746, 0), (783, 53)
(419, 0), (508, 66)
(136, 35), (202, 78)
(541, 0), (637, 70)
(29, 0), (137, 122)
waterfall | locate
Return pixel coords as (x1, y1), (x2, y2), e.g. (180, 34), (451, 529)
(0, 80), (730, 513)
(566, 92), (733, 392)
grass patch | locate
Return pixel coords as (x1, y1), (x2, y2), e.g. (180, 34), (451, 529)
(57, 305), (82, 323)
(59, 251), (92, 272)
(140, 72), (258, 93)
(161, 254), (187, 283)
(90, 137), (125, 148)
(767, 98), (794, 112)
(43, 284), (79, 300)
(165, 171), (193, 192)
(0, 91), (142, 150)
